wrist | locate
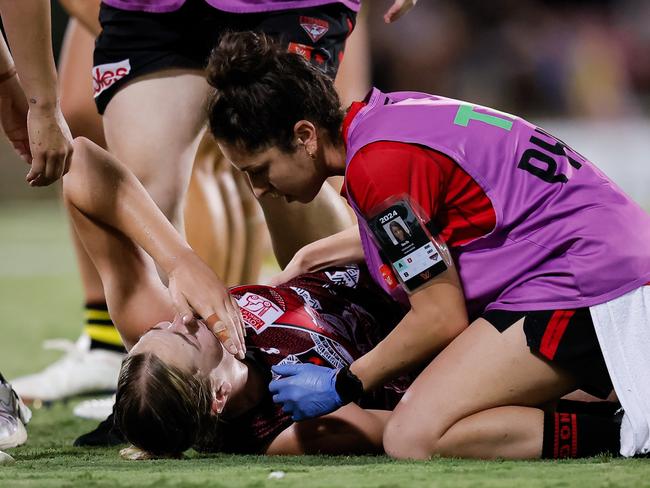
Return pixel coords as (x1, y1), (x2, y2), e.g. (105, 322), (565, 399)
(27, 98), (61, 115)
(162, 245), (197, 276)
(334, 366), (364, 405)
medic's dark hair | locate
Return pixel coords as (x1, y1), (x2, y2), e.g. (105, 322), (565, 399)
(206, 31), (343, 152)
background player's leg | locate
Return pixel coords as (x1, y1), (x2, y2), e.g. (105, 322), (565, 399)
(334, 11), (371, 107)
(184, 131), (231, 279)
(383, 319), (579, 460)
(102, 70), (209, 237)
(232, 168), (267, 283)
(217, 153), (246, 284)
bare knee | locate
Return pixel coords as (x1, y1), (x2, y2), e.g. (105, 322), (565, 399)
(383, 413), (440, 460)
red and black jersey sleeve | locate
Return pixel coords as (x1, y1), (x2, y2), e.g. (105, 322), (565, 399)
(345, 141), (496, 248)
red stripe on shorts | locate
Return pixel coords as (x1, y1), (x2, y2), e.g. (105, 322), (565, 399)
(539, 310), (576, 360)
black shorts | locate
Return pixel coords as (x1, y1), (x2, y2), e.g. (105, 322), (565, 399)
(93, 0), (355, 113)
(483, 307), (613, 399)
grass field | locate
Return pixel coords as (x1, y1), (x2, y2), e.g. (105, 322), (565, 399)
(2, 201), (650, 487)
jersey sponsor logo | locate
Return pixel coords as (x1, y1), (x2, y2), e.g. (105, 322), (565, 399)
(288, 42), (313, 61)
(92, 59), (131, 98)
(290, 286), (322, 310)
(325, 267), (360, 288)
(236, 292), (284, 334)
(299, 16), (329, 43)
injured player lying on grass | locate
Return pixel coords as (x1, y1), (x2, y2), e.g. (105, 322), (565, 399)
(116, 266), (412, 458)
(62, 137), (413, 458)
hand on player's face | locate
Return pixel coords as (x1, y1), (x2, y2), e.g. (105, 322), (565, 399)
(166, 251), (246, 359)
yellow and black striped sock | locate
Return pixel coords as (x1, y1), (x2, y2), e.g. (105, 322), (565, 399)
(84, 302), (126, 354)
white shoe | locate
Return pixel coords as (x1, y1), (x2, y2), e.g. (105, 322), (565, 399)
(73, 395), (115, 420)
(10, 335), (124, 402)
(0, 375), (31, 450)
(0, 450), (15, 465)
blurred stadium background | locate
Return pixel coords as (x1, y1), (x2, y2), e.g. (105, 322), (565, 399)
(1, 1), (650, 485)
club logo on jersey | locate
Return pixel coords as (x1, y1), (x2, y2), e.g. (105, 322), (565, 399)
(236, 292), (284, 333)
(299, 16), (329, 43)
(290, 286), (322, 310)
(288, 42), (313, 61)
(325, 267), (360, 288)
(92, 59), (131, 98)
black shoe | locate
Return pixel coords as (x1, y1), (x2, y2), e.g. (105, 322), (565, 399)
(73, 412), (126, 447)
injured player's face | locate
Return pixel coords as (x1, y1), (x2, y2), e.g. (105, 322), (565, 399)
(130, 315), (226, 377)
(114, 316), (244, 456)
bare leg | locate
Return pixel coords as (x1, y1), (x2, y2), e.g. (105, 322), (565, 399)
(217, 155), (246, 285)
(102, 70), (209, 239)
(334, 11), (371, 107)
(232, 167), (268, 283)
(383, 319), (578, 460)
(184, 131), (230, 278)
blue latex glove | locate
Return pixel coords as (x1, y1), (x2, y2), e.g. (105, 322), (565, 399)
(269, 363), (343, 421)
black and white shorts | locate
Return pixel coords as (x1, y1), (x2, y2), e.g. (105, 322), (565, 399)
(93, 0), (356, 113)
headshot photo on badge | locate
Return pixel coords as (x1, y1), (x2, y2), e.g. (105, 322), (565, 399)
(386, 219), (410, 244)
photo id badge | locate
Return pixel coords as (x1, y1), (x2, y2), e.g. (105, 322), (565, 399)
(366, 198), (449, 293)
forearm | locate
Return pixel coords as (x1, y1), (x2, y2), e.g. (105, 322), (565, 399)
(350, 274), (468, 390)
(63, 138), (194, 274)
(298, 226), (364, 272)
(0, 0), (59, 111)
(58, 0), (101, 36)
(266, 405), (389, 455)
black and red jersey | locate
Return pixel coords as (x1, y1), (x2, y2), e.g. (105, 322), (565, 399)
(219, 265), (409, 453)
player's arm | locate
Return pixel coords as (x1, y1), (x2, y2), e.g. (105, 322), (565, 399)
(58, 0), (102, 36)
(268, 226), (363, 285)
(63, 137), (246, 357)
(266, 405), (390, 455)
(351, 268), (466, 389)
(0, 34), (31, 163)
(0, 0), (73, 186)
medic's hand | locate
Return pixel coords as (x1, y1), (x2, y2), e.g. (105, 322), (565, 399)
(269, 363), (343, 421)
(26, 105), (73, 186)
(267, 247), (309, 287)
(0, 73), (31, 164)
(383, 0), (417, 23)
(167, 251), (246, 359)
